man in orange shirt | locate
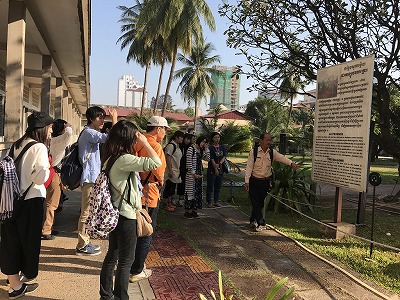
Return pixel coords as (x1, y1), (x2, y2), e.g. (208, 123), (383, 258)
(129, 116), (168, 282)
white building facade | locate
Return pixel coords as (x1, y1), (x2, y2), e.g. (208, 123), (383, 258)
(117, 75), (147, 108)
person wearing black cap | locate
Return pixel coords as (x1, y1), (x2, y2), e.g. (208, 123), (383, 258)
(0, 111), (53, 299)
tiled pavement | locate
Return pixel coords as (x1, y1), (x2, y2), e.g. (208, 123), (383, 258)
(146, 230), (228, 300)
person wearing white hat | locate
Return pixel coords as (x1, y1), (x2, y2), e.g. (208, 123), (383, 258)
(129, 116), (168, 282)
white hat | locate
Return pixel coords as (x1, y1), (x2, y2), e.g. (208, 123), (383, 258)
(147, 116), (170, 128)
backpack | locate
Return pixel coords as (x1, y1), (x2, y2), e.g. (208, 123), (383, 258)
(85, 160), (126, 239)
(60, 131), (93, 190)
(163, 142), (177, 156)
(60, 142), (81, 190)
(253, 144), (275, 187)
(0, 141), (37, 223)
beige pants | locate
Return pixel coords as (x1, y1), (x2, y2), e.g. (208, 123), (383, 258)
(42, 173), (61, 235)
(76, 183), (93, 249)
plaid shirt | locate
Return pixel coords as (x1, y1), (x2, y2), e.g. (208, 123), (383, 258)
(0, 156), (21, 221)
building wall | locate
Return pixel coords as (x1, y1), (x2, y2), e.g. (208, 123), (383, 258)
(117, 75), (146, 108)
(210, 66), (240, 110)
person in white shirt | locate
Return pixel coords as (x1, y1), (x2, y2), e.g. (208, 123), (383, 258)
(42, 119), (73, 240)
(162, 130), (184, 211)
(244, 133), (299, 232)
(0, 111), (53, 299)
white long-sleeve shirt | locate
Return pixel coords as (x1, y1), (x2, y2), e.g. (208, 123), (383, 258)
(12, 139), (50, 199)
(50, 127), (73, 167)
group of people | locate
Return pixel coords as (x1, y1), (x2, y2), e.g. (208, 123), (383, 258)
(161, 130), (230, 218)
(0, 105), (298, 300)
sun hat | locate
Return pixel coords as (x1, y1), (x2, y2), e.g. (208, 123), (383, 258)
(26, 111), (54, 132)
(147, 116), (170, 128)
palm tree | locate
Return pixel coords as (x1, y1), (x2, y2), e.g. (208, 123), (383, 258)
(174, 40), (221, 128)
(135, 0), (216, 116)
(117, 4), (150, 116)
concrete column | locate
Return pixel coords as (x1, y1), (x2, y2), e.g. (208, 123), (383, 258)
(62, 89), (68, 120)
(4, 0), (26, 142)
(54, 78), (62, 119)
(41, 55), (52, 114)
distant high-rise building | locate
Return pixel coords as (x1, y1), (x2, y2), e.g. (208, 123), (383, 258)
(209, 66), (240, 110)
(117, 75), (147, 108)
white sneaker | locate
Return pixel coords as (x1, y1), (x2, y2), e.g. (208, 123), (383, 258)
(255, 225), (267, 232)
(249, 221), (257, 229)
(129, 269), (152, 282)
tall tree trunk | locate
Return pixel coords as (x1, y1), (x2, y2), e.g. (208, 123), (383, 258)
(162, 46), (178, 116)
(193, 98), (199, 133)
(140, 62), (150, 116)
(286, 95), (294, 127)
(153, 61), (165, 114)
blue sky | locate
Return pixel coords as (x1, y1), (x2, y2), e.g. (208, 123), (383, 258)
(90, 0), (258, 114)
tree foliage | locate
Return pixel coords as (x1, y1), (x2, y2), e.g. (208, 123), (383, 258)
(219, 0), (400, 160)
(244, 97), (287, 138)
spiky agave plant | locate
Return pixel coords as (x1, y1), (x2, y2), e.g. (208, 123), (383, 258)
(266, 161), (314, 213)
(199, 271), (295, 300)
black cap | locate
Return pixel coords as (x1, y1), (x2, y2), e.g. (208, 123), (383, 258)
(26, 111), (54, 132)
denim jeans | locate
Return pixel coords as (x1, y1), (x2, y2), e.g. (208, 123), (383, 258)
(206, 172), (223, 205)
(130, 204), (159, 275)
(100, 216), (137, 300)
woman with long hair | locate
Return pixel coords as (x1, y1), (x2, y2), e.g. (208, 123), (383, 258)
(0, 111), (53, 299)
(99, 120), (161, 300)
(184, 135), (210, 218)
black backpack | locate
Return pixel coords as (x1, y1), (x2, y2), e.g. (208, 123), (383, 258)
(163, 142), (177, 156)
(60, 142), (82, 190)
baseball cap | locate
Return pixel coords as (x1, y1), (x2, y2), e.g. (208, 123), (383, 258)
(147, 116), (170, 128)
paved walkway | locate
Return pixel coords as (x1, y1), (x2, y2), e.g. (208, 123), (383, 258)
(0, 183), (399, 299)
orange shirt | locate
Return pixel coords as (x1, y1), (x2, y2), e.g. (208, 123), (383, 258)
(135, 134), (166, 208)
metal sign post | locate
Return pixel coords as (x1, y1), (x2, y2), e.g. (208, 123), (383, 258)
(368, 172), (381, 258)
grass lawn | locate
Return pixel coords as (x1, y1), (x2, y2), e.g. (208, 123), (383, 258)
(216, 169), (400, 295)
(167, 155), (400, 295)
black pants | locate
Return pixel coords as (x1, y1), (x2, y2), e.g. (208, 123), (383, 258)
(0, 197), (44, 279)
(100, 216), (137, 300)
(249, 177), (271, 226)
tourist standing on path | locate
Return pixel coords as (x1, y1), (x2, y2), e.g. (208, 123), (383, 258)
(176, 133), (194, 206)
(206, 132), (227, 208)
(129, 116), (168, 282)
(162, 130), (184, 211)
(184, 136), (210, 218)
(244, 133), (299, 232)
(99, 120), (161, 300)
(76, 106), (118, 256)
(42, 119), (73, 240)
(0, 111), (53, 299)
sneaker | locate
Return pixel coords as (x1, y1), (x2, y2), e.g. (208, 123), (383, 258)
(6, 275), (36, 285)
(129, 269), (152, 282)
(214, 203), (221, 207)
(184, 212), (194, 219)
(207, 204), (214, 208)
(164, 204), (175, 212)
(177, 199), (184, 207)
(255, 225), (267, 232)
(191, 211), (199, 218)
(41, 234), (56, 240)
(88, 242), (101, 251)
(9, 283), (38, 299)
(76, 243), (102, 256)
(249, 221), (257, 229)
